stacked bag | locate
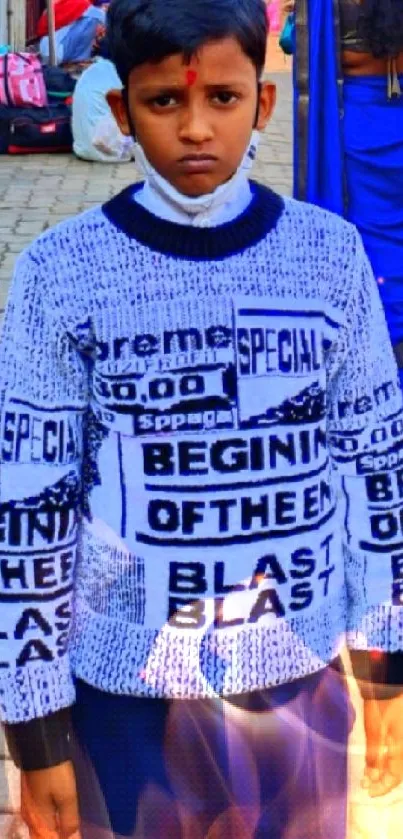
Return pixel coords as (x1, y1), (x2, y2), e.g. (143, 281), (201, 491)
(0, 52), (76, 154)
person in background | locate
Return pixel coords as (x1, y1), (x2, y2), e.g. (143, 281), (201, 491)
(72, 37), (135, 162)
(281, 0), (295, 27)
(38, 0), (106, 65)
(2, 1), (403, 837)
(294, 0), (403, 387)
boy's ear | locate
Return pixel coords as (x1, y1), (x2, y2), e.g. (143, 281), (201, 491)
(255, 81), (276, 131)
(106, 89), (132, 136)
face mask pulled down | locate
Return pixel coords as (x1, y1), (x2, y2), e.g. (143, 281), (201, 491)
(133, 131), (260, 228)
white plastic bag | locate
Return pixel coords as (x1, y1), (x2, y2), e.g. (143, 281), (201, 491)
(92, 114), (135, 161)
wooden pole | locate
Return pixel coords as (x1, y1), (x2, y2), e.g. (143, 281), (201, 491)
(0, 0), (7, 46)
(8, 0), (26, 51)
(47, 0), (57, 65)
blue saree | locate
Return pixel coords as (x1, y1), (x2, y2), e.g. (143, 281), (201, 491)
(294, 0), (345, 215)
(294, 0), (403, 378)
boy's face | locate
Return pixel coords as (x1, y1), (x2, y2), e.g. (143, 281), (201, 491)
(108, 37), (276, 197)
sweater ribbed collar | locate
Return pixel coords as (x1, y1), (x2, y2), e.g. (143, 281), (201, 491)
(102, 180), (285, 261)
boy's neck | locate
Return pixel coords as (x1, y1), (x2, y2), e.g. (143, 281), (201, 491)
(135, 170), (253, 227)
(132, 132), (259, 228)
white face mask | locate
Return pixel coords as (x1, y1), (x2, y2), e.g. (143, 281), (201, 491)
(133, 130), (260, 222)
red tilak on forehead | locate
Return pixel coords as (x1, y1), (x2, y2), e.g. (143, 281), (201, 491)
(186, 69), (198, 86)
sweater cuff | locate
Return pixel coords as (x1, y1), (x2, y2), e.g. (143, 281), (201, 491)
(4, 708), (73, 771)
(349, 651), (403, 699)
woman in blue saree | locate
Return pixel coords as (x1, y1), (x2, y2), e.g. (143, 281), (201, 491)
(294, 0), (403, 382)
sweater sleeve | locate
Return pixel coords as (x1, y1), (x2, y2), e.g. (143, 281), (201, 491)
(0, 249), (88, 728)
(327, 230), (403, 686)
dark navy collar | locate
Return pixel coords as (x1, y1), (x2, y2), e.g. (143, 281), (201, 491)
(102, 180), (285, 261)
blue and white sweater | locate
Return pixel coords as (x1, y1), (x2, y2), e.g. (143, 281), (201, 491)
(1, 181), (403, 735)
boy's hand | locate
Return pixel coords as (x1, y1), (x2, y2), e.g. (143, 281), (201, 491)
(363, 695), (403, 797)
(21, 761), (81, 839)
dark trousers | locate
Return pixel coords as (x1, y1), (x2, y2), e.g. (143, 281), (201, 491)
(71, 665), (354, 839)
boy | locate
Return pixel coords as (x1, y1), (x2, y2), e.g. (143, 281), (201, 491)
(2, 0), (403, 836)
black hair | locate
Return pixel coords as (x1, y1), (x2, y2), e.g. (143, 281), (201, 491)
(357, 0), (403, 59)
(107, 0), (268, 85)
(92, 34), (111, 59)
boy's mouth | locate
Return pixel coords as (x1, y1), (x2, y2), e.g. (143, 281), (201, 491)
(177, 154), (218, 174)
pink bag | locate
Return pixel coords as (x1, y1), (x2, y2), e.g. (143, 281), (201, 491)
(0, 53), (48, 108)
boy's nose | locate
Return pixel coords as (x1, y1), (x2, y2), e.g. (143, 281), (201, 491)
(178, 106), (215, 144)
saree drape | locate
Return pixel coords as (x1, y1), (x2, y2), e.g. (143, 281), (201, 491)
(294, 0), (345, 215)
(294, 0), (403, 379)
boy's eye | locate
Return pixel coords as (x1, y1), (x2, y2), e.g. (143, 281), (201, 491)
(212, 91), (239, 105)
(145, 89), (240, 109)
(149, 94), (179, 108)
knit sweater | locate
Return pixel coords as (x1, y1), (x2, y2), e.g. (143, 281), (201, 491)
(1, 180), (403, 735)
